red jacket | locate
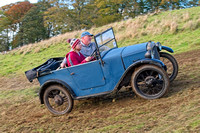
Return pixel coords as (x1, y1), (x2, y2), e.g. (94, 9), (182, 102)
(66, 51), (88, 67)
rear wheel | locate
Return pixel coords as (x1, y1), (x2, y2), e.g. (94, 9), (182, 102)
(160, 52), (178, 82)
(131, 65), (169, 99)
(43, 85), (73, 115)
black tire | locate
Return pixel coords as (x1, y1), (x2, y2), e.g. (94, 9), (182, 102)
(43, 85), (73, 115)
(160, 52), (178, 82)
(131, 65), (170, 100)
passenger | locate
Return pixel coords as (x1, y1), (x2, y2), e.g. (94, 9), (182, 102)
(66, 38), (93, 67)
(60, 31), (95, 68)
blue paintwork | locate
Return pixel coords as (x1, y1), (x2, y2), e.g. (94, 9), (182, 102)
(35, 28), (176, 100)
(37, 41), (168, 98)
(122, 43), (147, 68)
(162, 46), (174, 53)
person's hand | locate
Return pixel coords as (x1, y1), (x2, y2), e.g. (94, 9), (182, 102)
(60, 63), (67, 68)
(85, 56), (92, 62)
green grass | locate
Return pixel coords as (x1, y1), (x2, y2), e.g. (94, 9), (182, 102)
(0, 87), (38, 100)
(190, 119), (200, 129)
(118, 28), (200, 54)
(0, 43), (68, 76)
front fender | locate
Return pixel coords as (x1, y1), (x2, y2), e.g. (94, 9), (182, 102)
(114, 58), (166, 90)
(127, 58), (166, 72)
(162, 46), (174, 53)
(38, 79), (76, 104)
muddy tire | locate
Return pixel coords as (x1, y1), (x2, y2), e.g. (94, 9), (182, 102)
(160, 52), (178, 82)
(131, 65), (169, 100)
(43, 85), (73, 115)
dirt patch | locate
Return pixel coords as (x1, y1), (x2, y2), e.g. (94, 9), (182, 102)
(0, 74), (39, 90)
(0, 49), (200, 132)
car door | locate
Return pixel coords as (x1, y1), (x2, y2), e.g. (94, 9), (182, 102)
(67, 60), (105, 90)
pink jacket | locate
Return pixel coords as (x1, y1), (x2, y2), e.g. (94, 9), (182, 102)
(66, 51), (88, 67)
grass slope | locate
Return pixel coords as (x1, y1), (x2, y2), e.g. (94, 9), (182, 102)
(0, 6), (200, 76)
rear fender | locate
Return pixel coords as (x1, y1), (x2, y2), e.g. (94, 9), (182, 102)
(39, 79), (76, 104)
(115, 59), (166, 89)
(161, 46), (174, 53)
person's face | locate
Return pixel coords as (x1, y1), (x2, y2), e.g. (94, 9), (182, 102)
(75, 42), (82, 51)
(82, 35), (92, 46)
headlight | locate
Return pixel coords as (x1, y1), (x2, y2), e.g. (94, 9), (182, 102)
(145, 41), (156, 59)
(156, 42), (162, 51)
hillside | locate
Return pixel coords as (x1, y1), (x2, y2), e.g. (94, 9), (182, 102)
(0, 6), (200, 77)
(0, 6), (200, 132)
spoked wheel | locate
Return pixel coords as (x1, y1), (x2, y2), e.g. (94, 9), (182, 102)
(43, 85), (73, 115)
(131, 65), (170, 99)
(160, 52), (178, 82)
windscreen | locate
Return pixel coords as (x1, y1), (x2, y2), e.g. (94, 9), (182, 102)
(95, 28), (117, 51)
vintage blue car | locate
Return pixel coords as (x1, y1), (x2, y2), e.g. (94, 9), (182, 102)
(25, 28), (178, 115)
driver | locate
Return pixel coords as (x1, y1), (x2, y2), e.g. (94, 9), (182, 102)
(66, 38), (93, 67)
(60, 31), (96, 68)
(80, 31), (96, 57)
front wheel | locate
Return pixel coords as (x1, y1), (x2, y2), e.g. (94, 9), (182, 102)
(131, 65), (170, 100)
(160, 52), (178, 82)
(43, 85), (73, 115)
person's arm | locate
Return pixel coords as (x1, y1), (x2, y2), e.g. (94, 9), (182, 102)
(60, 57), (67, 68)
(81, 56), (92, 63)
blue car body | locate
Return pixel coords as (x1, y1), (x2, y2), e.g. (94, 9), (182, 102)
(25, 27), (175, 107)
(37, 42), (165, 100)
